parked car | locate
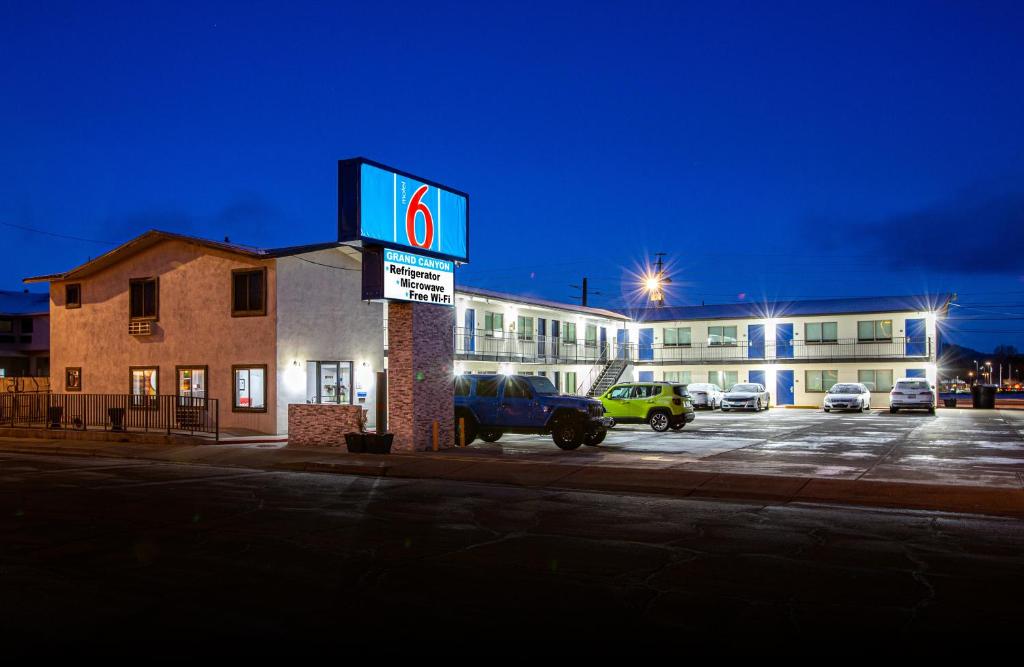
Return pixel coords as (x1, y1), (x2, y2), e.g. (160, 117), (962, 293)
(454, 374), (612, 449)
(823, 383), (872, 412)
(599, 381), (696, 432)
(889, 378), (936, 414)
(684, 382), (724, 410)
(721, 383), (771, 411)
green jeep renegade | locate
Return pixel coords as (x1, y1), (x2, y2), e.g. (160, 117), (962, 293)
(599, 382), (696, 432)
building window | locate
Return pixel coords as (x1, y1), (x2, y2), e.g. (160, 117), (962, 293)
(858, 369), (893, 393)
(65, 367), (82, 392)
(65, 283), (81, 309)
(564, 322), (577, 343)
(129, 278), (159, 320)
(664, 371), (692, 383)
(516, 315), (534, 340)
(484, 311), (504, 337)
(857, 320), (892, 342)
(233, 365), (267, 412)
(565, 372), (577, 394)
(806, 370), (839, 392)
(805, 322), (838, 343)
(708, 326), (737, 346)
(0, 318), (12, 344)
(130, 367), (159, 407)
(177, 366), (207, 400)
(708, 370), (738, 390)
(664, 327), (692, 346)
(232, 268), (267, 317)
(585, 324), (597, 346)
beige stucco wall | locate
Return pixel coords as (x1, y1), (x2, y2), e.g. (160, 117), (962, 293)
(49, 239), (278, 433)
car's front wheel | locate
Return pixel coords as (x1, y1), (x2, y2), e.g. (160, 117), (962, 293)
(479, 429), (503, 442)
(648, 410), (671, 432)
(552, 420), (584, 450)
(756, 399), (762, 411)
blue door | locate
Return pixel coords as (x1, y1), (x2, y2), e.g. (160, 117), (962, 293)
(749, 370), (765, 385)
(906, 368), (926, 378)
(748, 324), (765, 359)
(639, 328), (654, 361)
(776, 369), (794, 405)
(537, 318), (546, 358)
(464, 309), (475, 352)
(551, 320), (560, 359)
(776, 323), (794, 359)
(600, 327), (608, 361)
(906, 318), (926, 356)
(638, 371), (654, 382)
(617, 329), (630, 359)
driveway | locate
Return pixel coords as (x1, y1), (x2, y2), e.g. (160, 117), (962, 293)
(458, 409), (1024, 487)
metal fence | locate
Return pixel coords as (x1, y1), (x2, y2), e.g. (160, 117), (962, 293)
(0, 394), (219, 439)
(453, 328), (612, 365)
(619, 336), (932, 364)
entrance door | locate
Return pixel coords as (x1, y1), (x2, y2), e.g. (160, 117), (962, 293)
(906, 318), (926, 356)
(776, 369), (794, 405)
(537, 318), (546, 359)
(464, 309), (475, 352)
(638, 328), (654, 361)
(600, 327), (608, 362)
(749, 370), (765, 386)
(748, 324), (765, 359)
(310, 361), (353, 404)
(617, 329), (630, 359)
(776, 323), (794, 359)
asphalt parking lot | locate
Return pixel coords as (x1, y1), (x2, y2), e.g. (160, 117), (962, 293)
(462, 408), (1024, 487)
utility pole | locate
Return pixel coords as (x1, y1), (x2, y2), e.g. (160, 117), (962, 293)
(648, 253), (672, 307)
(570, 277), (601, 307)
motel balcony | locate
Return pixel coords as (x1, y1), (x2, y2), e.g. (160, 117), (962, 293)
(624, 336), (934, 365)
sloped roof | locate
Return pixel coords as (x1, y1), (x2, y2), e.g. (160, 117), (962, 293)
(456, 284), (629, 321)
(0, 290), (49, 316)
(23, 230), (346, 283)
(622, 293), (954, 322)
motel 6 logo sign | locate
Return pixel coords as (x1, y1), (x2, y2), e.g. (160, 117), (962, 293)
(403, 183), (435, 250)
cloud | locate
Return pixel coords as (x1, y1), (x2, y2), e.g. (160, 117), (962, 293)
(798, 188), (1024, 275)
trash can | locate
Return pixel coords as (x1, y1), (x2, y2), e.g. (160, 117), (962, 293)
(108, 407), (126, 432)
(47, 406), (63, 428)
(943, 397), (957, 408)
(971, 385), (997, 409)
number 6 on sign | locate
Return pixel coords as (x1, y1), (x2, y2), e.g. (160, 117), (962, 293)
(405, 185), (434, 249)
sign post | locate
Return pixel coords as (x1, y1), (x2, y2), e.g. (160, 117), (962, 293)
(339, 158), (468, 452)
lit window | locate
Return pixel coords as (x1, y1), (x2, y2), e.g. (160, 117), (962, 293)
(233, 366), (267, 411)
(130, 367), (159, 407)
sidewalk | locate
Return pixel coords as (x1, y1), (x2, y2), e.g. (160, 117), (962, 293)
(2, 434), (1022, 518)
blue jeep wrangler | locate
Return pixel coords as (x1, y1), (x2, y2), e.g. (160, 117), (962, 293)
(454, 374), (611, 450)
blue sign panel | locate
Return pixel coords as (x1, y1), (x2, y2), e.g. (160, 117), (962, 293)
(339, 158), (469, 263)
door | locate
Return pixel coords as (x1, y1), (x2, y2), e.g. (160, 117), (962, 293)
(776, 323), (794, 359)
(638, 371), (654, 381)
(497, 376), (535, 426)
(537, 318), (546, 358)
(906, 368), (926, 378)
(749, 370), (765, 385)
(600, 327), (608, 362)
(464, 309), (475, 352)
(906, 318), (926, 356)
(748, 324), (765, 359)
(602, 384), (632, 418)
(776, 369), (794, 405)
(617, 329), (630, 359)
(639, 328), (654, 361)
(551, 320), (560, 359)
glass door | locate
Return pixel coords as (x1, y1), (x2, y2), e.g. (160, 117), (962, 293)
(307, 361), (353, 404)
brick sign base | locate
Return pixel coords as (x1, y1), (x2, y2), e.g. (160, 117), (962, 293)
(288, 403), (365, 448)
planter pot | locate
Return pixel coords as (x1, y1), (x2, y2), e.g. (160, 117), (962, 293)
(344, 432), (367, 453)
(47, 406), (63, 429)
(366, 433), (394, 455)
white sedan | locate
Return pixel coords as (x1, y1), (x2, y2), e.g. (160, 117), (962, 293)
(684, 383), (724, 410)
(823, 383), (872, 412)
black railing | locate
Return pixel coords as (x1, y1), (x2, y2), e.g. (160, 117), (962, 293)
(0, 394), (219, 439)
(453, 327), (612, 365)
(623, 336), (932, 364)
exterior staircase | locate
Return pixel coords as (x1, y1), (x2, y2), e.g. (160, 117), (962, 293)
(586, 358), (629, 397)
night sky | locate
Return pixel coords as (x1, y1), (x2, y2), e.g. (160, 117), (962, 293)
(3, 1), (1023, 350)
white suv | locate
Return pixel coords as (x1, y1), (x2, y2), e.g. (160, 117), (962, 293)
(889, 379), (936, 414)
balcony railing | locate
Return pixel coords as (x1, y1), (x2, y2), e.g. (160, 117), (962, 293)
(624, 336), (932, 364)
(0, 394), (219, 439)
(454, 328), (612, 365)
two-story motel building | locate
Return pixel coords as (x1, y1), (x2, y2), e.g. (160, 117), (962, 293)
(26, 230), (948, 435)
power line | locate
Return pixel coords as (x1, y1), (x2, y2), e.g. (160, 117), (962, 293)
(2, 221), (119, 246)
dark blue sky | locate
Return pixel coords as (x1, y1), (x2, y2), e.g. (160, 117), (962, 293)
(3, 1), (1023, 350)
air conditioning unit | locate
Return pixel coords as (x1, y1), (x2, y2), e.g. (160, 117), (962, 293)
(128, 320), (152, 336)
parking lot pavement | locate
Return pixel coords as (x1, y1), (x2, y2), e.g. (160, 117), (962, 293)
(461, 409), (1024, 487)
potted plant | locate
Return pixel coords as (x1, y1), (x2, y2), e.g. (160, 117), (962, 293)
(344, 409), (369, 453)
